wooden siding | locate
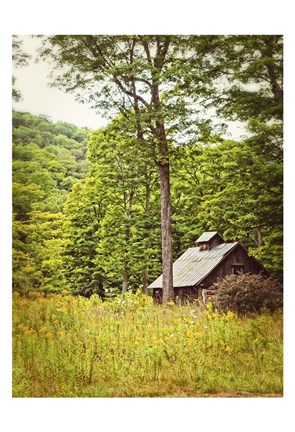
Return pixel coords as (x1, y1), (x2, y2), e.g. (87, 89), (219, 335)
(200, 244), (266, 289)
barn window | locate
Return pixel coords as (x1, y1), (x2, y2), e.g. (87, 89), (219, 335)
(231, 264), (244, 275)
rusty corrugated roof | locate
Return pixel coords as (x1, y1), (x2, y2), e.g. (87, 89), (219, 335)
(148, 242), (238, 289)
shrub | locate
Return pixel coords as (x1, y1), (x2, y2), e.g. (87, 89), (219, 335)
(213, 273), (283, 315)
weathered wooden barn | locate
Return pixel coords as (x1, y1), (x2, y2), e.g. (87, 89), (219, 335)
(149, 231), (267, 303)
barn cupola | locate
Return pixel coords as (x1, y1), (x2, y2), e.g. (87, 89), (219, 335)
(195, 231), (224, 251)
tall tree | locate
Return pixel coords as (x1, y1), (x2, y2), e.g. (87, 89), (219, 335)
(88, 116), (161, 295)
(62, 177), (105, 297)
(37, 35), (221, 303)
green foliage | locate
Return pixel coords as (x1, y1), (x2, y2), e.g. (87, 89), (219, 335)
(191, 139), (283, 278)
(37, 35), (236, 304)
(12, 106), (283, 296)
(62, 177), (104, 297)
(215, 35), (283, 122)
(12, 111), (91, 294)
(13, 292), (283, 397)
(169, 136), (283, 279)
(86, 116), (161, 294)
(213, 273), (283, 315)
(12, 35), (283, 297)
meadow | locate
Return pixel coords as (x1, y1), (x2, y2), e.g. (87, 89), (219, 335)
(12, 291), (283, 397)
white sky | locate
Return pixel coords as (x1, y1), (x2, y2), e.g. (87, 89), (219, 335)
(13, 36), (107, 130)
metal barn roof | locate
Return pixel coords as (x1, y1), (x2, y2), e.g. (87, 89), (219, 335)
(148, 242), (238, 289)
(195, 231), (219, 243)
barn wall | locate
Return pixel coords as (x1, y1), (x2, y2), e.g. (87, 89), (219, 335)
(175, 287), (198, 303)
(152, 289), (162, 304)
(200, 244), (266, 289)
(209, 235), (223, 249)
(152, 287), (199, 304)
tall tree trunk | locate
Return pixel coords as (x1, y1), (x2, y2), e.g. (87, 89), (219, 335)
(143, 267), (149, 295)
(122, 189), (133, 295)
(149, 38), (174, 303)
(257, 227), (263, 247)
(133, 36), (174, 303)
(122, 266), (128, 294)
(158, 162), (174, 304)
(143, 175), (150, 295)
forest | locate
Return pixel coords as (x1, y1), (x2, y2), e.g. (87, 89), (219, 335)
(12, 103), (283, 298)
(12, 35), (283, 398)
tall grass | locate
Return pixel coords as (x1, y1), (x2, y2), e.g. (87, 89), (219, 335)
(12, 291), (283, 397)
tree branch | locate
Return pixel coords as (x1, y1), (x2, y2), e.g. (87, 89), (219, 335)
(113, 74), (150, 107)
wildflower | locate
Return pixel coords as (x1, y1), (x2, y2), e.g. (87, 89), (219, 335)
(225, 345), (233, 353)
(17, 323), (30, 333)
(45, 331), (53, 339)
(57, 331), (65, 337)
(226, 311), (235, 319)
(24, 328), (36, 337)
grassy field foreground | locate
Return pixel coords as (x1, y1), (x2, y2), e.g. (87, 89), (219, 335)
(12, 291), (283, 397)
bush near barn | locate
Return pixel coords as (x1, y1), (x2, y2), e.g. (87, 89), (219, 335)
(213, 273), (283, 315)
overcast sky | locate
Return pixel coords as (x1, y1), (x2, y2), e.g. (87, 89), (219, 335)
(13, 36), (107, 130)
(12, 35), (248, 138)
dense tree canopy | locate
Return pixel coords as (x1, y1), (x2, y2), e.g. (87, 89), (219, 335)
(12, 35), (283, 298)
(12, 111), (91, 293)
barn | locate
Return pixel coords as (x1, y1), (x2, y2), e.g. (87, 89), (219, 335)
(149, 231), (267, 303)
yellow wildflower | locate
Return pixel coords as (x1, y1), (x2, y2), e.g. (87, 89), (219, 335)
(45, 331), (53, 339)
(24, 328), (36, 336)
(17, 323), (30, 333)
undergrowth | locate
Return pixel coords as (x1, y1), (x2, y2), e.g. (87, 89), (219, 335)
(12, 291), (283, 397)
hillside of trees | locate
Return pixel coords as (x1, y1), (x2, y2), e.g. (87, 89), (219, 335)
(12, 111), (91, 293)
(12, 102), (283, 297)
